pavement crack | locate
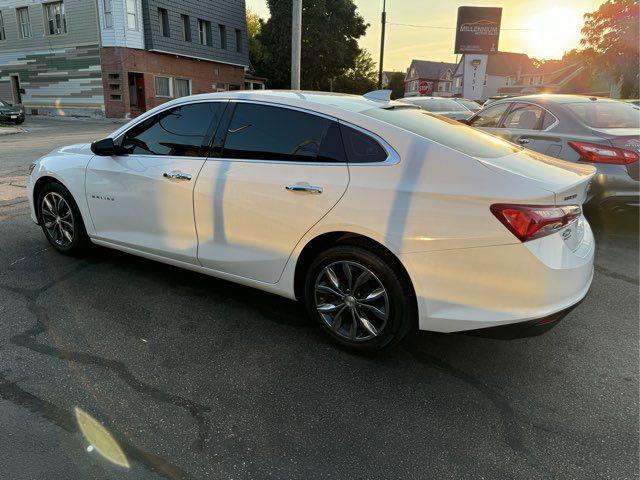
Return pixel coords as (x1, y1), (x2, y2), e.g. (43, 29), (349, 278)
(403, 345), (553, 479)
(1, 260), (212, 457)
(0, 372), (194, 480)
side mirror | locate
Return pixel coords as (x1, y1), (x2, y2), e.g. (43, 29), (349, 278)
(91, 137), (117, 156)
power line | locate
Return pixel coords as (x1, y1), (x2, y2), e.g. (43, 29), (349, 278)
(386, 21), (532, 31)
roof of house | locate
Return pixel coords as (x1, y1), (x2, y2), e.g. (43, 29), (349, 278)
(405, 60), (457, 81)
(485, 52), (532, 76)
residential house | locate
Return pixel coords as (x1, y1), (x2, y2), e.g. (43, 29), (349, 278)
(404, 60), (456, 97)
(0, 0), (250, 118)
(452, 51), (531, 101)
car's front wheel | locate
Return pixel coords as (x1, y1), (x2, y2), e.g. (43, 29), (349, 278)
(304, 245), (415, 351)
(37, 182), (90, 254)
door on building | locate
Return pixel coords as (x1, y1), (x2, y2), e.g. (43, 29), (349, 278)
(127, 73), (146, 112)
(10, 75), (22, 104)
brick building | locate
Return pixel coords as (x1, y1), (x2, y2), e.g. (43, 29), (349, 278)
(0, 0), (251, 118)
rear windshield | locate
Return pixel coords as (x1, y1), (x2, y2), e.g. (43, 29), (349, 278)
(406, 99), (469, 112)
(365, 107), (521, 159)
(566, 101), (640, 129)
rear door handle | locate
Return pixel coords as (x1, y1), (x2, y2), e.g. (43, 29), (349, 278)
(285, 183), (323, 194)
(163, 171), (192, 181)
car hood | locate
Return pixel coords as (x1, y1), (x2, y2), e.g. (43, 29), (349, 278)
(477, 148), (596, 205)
(0, 107), (21, 114)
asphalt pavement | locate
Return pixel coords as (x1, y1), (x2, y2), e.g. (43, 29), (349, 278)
(0, 116), (638, 479)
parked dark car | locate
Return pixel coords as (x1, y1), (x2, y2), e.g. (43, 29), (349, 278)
(466, 95), (639, 211)
(0, 99), (25, 124)
(398, 97), (473, 121)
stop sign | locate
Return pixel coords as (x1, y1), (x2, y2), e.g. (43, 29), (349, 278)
(418, 81), (431, 95)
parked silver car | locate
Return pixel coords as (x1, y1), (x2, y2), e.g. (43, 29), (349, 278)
(398, 97), (473, 121)
(466, 95), (639, 210)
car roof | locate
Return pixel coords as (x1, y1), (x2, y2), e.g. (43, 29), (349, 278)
(401, 97), (457, 102)
(490, 94), (622, 105)
(166, 90), (413, 115)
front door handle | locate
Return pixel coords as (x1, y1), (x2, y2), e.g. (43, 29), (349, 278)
(163, 171), (192, 181)
(285, 183), (323, 194)
(518, 137), (531, 145)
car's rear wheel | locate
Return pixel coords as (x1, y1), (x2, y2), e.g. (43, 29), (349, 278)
(304, 245), (415, 351)
(37, 182), (90, 255)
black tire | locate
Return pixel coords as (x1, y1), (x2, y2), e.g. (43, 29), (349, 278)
(37, 181), (90, 255)
(15, 118), (24, 125)
(304, 245), (416, 351)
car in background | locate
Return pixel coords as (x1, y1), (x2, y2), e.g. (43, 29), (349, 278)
(0, 99), (25, 124)
(453, 98), (482, 113)
(27, 90), (595, 350)
(465, 95), (639, 211)
(398, 96), (473, 121)
(622, 99), (640, 107)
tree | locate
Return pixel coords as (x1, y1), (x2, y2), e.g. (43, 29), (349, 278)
(258, 0), (368, 89)
(580, 0), (639, 98)
(246, 9), (266, 76)
(386, 72), (406, 99)
(333, 50), (377, 94)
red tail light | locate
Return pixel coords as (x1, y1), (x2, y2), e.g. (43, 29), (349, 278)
(569, 141), (639, 165)
(490, 204), (581, 242)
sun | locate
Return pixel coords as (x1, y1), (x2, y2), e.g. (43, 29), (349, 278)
(523, 6), (584, 59)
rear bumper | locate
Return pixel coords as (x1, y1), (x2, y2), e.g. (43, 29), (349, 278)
(462, 300), (582, 339)
(401, 216), (594, 333)
(587, 172), (639, 208)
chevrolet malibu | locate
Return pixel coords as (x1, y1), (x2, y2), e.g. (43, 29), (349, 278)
(27, 90), (596, 351)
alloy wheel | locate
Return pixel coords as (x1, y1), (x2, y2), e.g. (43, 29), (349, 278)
(41, 192), (75, 248)
(314, 261), (389, 341)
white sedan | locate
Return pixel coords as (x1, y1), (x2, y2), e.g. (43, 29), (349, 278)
(27, 90), (596, 350)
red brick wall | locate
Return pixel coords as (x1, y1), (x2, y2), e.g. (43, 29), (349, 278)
(100, 47), (245, 118)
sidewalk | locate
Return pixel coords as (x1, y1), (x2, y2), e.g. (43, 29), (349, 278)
(0, 125), (25, 136)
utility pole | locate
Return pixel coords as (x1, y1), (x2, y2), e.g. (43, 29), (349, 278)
(291, 0), (302, 90)
(377, 0), (386, 90)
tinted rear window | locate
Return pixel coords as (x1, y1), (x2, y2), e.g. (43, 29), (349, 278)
(566, 102), (640, 129)
(365, 107), (521, 159)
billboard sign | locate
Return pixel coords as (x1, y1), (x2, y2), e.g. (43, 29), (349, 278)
(454, 6), (502, 55)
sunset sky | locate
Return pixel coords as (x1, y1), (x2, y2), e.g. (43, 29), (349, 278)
(246, 0), (604, 71)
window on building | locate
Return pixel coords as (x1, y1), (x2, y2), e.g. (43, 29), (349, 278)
(154, 76), (173, 97)
(102, 0), (113, 28)
(223, 104), (346, 162)
(0, 12), (5, 41)
(198, 19), (211, 45)
(214, 82), (227, 92)
(120, 103), (225, 157)
(181, 14), (191, 42)
(175, 78), (191, 97)
(125, 0), (138, 30)
(44, 1), (66, 35)
(158, 8), (169, 37)
(16, 7), (31, 38)
(219, 24), (226, 49)
(235, 28), (242, 53)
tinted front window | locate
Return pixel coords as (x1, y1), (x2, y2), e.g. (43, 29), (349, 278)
(120, 102), (225, 156)
(365, 107), (521, 159)
(469, 103), (510, 128)
(566, 101), (640, 129)
(0, 100), (9, 107)
(223, 104), (345, 162)
(340, 124), (387, 163)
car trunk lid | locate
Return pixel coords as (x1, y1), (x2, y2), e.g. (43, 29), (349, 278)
(478, 148), (596, 206)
